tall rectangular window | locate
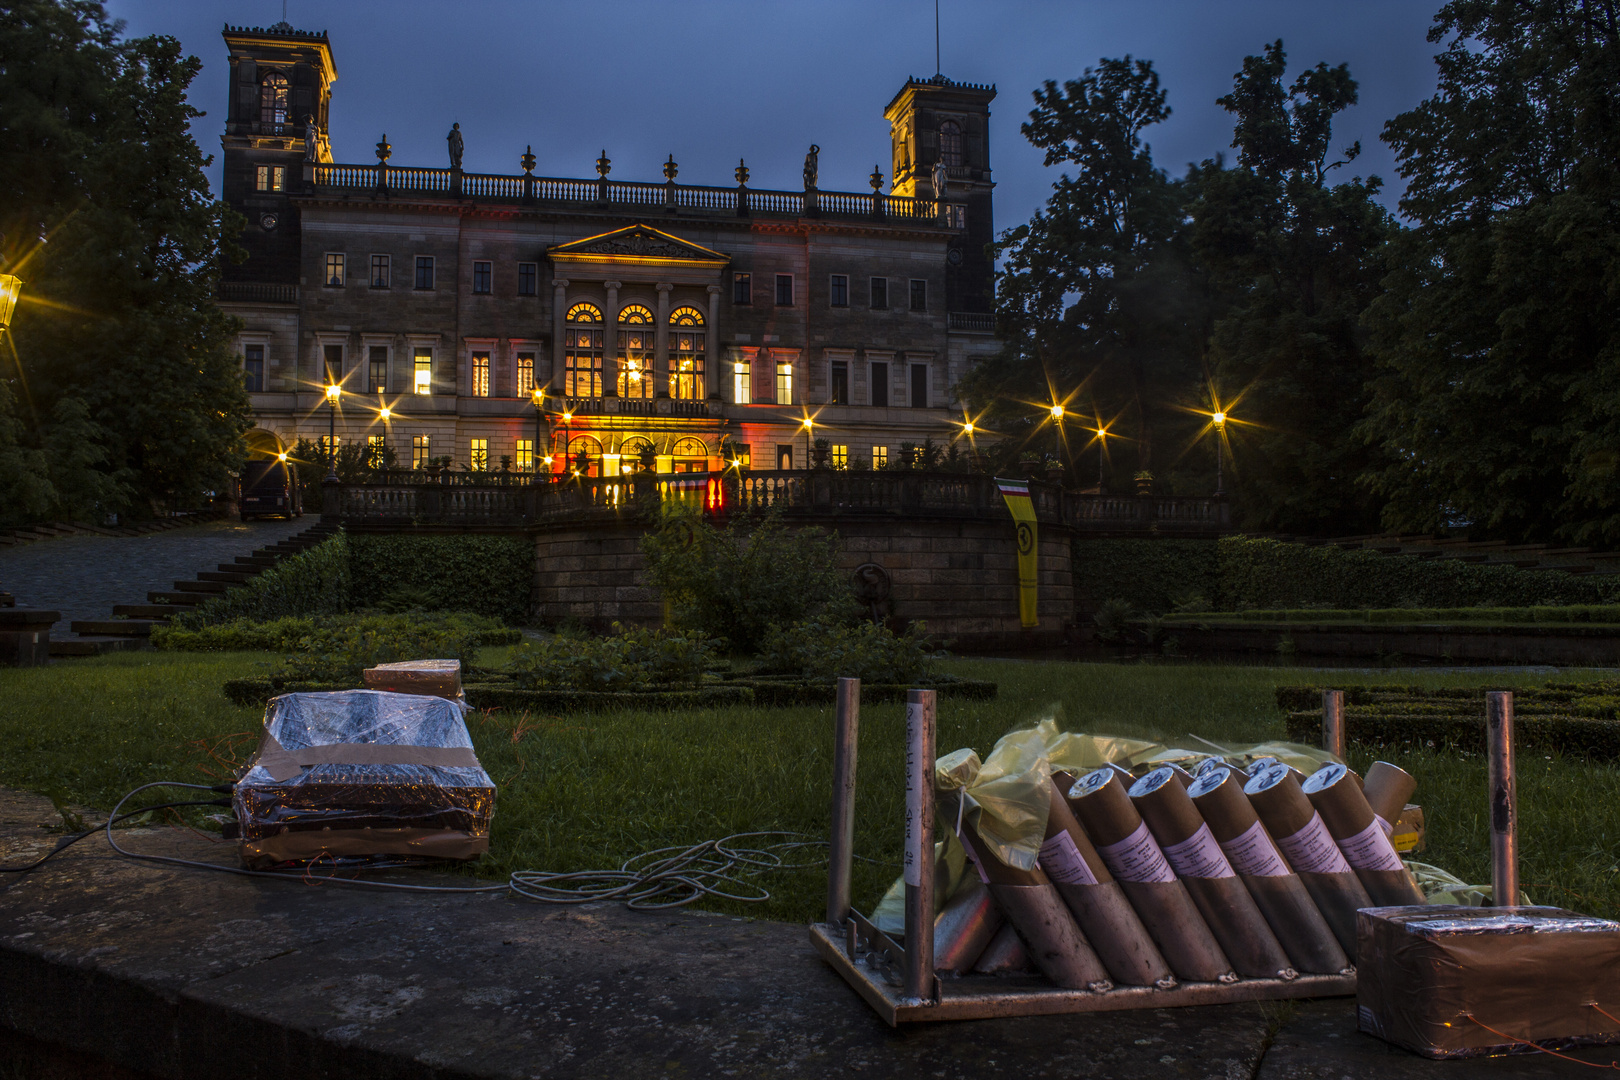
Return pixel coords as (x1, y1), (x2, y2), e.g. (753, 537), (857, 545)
(872, 446), (888, 469)
(412, 434), (431, 469)
(775, 274), (794, 307)
(368, 346), (388, 393)
(733, 354), (751, 404)
(413, 349), (433, 395)
(775, 358), (793, 405)
(910, 362), (928, 408)
(370, 254), (390, 288)
(871, 361), (889, 407)
(516, 353), (535, 397)
(471, 352), (490, 397)
(831, 444), (848, 469)
(469, 438), (489, 471)
(910, 279), (928, 312)
(414, 256), (434, 290)
(515, 439), (534, 472)
(472, 261), (492, 294)
(517, 263), (537, 296)
(946, 205), (966, 229)
(243, 345), (264, 392)
(255, 165), (285, 192)
(732, 272), (751, 305)
(324, 253), (345, 287)
(322, 344), (343, 387)
(830, 360), (848, 404)
(829, 274), (848, 307)
(777, 444), (794, 471)
(366, 434), (387, 469)
(870, 277), (888, 309)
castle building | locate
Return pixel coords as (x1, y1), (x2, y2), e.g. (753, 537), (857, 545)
(218, 22), (998, 478)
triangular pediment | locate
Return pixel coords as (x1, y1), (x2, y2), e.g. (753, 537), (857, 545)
(548, 225), (729, 267)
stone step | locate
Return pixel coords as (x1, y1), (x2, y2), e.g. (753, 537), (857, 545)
(217, 563), (265, 575)
(49, 636), (150, 657)
(197, 570), (253, 584)
(172, 580), (228, 594)
(147, 591), (204, 605)
(71, 619), (161, 638)
(236, 556), (278, 568)
(112, 604), (177, 620)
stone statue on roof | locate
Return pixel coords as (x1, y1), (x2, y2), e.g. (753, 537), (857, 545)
(304, 115), (318, 161)
(803, 144), (820, 191)
(932, 157), (948, 202)
(447, 123), (464, 170)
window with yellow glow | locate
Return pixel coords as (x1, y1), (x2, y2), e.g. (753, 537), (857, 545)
(366, 434), (387, 469)
(831, 444), (848, 469)
(620, 436), (654, 473)
(412, 434), (431, 469)
(516, 353), (535, 397)
(672, 437), (708, 474)
(776, 358), (793, 406)
(324, 253), (344, 287)
(515, 439), (534, 471)
(565, 302), (603, 398)
(732, 353), (751, 404)
(255, 165), (285, 192)
(259, 72), (289, 127)
(616, 305), (653, 399)
(567, 434), (603, 476)
(414, 349), (433, 395)
(469, 438), (489, 471)
(471, 352), (491, 397)
(668, 307), (705, 400)
(872, 446), (888, 469)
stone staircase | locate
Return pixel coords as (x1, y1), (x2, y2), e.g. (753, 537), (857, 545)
(50, 521), (340, 657)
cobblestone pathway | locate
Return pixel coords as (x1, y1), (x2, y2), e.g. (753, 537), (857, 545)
(0, 517), (308, 626)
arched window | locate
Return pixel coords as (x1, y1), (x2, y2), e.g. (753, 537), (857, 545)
(616, 304), (654, 399)
(567, 434), (603, 477)
(669, 307), (705, 401)
(259, 72), (289, 128)
(938, 120), (963, 167)
(672, 436), (708, 474)
(619, 436), (655, 473)
(564, 302), (603, 398)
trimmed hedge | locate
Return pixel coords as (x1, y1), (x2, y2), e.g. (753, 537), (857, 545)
(1072, 539), (1218, 614)
(156, 613), (520, 653)
(174, 533), (350, 628)
(1275, 682), (1620, 713)
(1170, 604), (1620, 624)
(464, 683), (754, 713)
(732, 676), (999, 706)
(222, 677), (353, 708)
(348, 534), (533, 624)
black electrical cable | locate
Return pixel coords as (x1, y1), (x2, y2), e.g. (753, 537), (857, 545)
(0, 798), (230, 874)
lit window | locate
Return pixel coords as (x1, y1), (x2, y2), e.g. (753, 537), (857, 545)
(516, 353), (535, 397)
(830, 360), (848, 404)
(673, 437), (708, 473)
(830, 274), (848, 307)
(777, 444), (794, 471)
(939, 120), (963, 167)
(323, 344), (343, 386)
(255, 165), (285, 192)
(414, 256), (434, 290)
(669, 307), (705, 401)
(259, 72), (288, 127)
(414, 349), (433, 395)
(733, 444), (752, 469)
(776, 357), (793, 406)
(472, 261), (492, 294)
(517, 263), (537, 296)
(946, 205), (966, 228)
(412, 434), (431, 469)
(910, 362), (928, 408)
(733, 272), (751, 305)
(870, 277), (888, 310)
(616, 305), (654, 399)
(775, 274), (794, 307)
(471, 352), (490, 397)
(324, 253), (345, 287)
(367, 434), (387, 469)
(370, 255), (390, 288)
(732, 353), (751, 404)
(470, 438), (489, 471)
(910, 279), (927, 312)
(368, 346), (387, 393)
(564, 302), (604, 398)
(516, 439), (534, 472)
(872, 446), (888, 469)
(243, 345), (264, 392)
(831, 444), (848, 469)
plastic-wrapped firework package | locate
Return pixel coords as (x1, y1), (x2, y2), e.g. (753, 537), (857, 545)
(234, 690), (495, 868)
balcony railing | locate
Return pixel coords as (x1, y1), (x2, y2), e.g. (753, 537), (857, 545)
(218, 282), (298, 304)
(948, 312), (995, 333)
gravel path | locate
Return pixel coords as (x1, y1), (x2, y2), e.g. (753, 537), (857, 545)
(0, 518), (309, 626)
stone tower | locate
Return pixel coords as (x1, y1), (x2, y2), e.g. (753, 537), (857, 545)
(219, 22), (337, 287)
(883, 75), (996, 315)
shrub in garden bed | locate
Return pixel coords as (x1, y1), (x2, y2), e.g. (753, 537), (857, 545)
(463, 683), (754, 714)
(172, 533), (350, 628)
(347, 535), (533, 624)
(732, 675), (997, 706)
(156, 612), (519, 653)
(500, 624), (722, 691)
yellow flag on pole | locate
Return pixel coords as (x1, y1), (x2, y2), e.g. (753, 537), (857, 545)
(997, 478), (1039, 628)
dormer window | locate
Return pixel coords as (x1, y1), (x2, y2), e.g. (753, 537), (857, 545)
(259, 71), (289, 127)
(939, 120), (963, 167)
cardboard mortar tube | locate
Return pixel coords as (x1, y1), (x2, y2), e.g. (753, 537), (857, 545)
(1129, 767), (1295, 980)
(956, 806), (1113, 990)
(1363, 761), (1418, 835)
(1066, 768), (1235, 984)
(1243, 765), (1373, 959)
(1042, 774), (1175, 987)
(1188, 767), (1350, 975)
(1302, 763), (1426, 907)
(933, 877), (1004, 974)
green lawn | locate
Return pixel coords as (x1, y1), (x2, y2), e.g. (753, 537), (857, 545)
(1, 651), (1616, 923)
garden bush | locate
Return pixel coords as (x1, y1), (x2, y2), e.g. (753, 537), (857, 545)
(171, 532), (349, 628)
(501, 623), (719, 691)
(1166, 604), (1620, 625)
(347, 534), (533, 623)
(463, 683), (754, 714)
(641, 509), (857, 651)
(155, 612), (518, 653)
(757, 617), (935, 685)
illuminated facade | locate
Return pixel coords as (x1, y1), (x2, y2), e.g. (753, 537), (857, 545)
(218, 22), (999, 476)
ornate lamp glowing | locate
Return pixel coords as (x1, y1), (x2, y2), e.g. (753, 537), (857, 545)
(0, 274), (23, 334)
(1048, 402), (1065, 457)
(531, 387), (545, 474)
(1212, 411), (1227, 496)
(324, 381), (341, 480)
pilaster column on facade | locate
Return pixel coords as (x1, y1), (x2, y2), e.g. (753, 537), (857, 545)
(654, 283), (673, 397)
(706, 285), (722, 399)
(604, 280), (622, 400)
(550, 278), (569, 391)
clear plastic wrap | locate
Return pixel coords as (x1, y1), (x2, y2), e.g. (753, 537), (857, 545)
(361, 658), (464, 702)
(233, 690), (494, 868)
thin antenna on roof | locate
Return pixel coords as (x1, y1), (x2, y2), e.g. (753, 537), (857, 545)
(935, 0), (941, 76)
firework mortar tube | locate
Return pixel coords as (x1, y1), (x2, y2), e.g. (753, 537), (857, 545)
(1302, 763), (1427, 907)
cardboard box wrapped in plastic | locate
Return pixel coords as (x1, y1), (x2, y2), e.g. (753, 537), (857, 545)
(361, 659), (464, 702)
(234, 690), (494, 868)
(1356, 905), (1620, 1059)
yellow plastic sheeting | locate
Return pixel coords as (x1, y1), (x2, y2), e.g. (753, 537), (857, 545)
(964, 721), (1056, 872)
(1406, 860), (1532, 907)
(871, 832), (971, 934)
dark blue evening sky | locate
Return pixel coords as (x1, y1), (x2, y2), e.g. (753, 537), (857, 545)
(106, 1), (1443, 229)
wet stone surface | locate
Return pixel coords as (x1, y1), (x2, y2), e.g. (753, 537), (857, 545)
(0, 786), (1614, 1078)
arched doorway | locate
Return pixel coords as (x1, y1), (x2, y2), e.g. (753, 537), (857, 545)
(244, 428), (287, 461)
(671, 437), (708, 473)
(568, 434), (603, 477)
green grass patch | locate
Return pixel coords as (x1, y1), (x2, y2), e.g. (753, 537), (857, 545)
(2, 654), (1616, 923)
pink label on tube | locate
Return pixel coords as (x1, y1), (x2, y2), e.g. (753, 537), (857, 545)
(1097, 822), (1176, 883)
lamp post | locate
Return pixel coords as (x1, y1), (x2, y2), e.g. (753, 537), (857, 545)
(802, 416), (814, 471)
(531, 387), (545, 476)
(1049, 403), (1064, 459)
(324, 381), (341, 481)
(377, 403), (392, 472)
(561, 411), (574, 475)
(0, 274), (23, 337)
(1212, 411), (1226, 496)
(1093, 422), (1108, 491)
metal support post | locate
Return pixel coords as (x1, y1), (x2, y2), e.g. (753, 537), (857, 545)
(1322, 689), (1346, 760)
(1486, 691), (1519, 907)
(826, 677), (861, 926)
(903, 688), (937, 1003)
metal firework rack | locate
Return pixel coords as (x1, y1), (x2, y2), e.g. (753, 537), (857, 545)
(809, 680), (1356, 1025)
